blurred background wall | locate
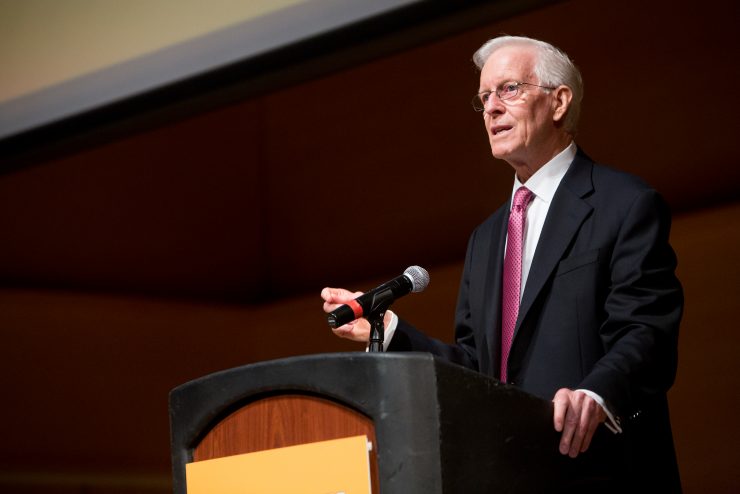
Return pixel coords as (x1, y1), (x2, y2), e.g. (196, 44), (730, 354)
(1, 0), (738, 492)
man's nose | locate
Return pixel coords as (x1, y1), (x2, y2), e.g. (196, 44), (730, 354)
(484, 93), (505, 114)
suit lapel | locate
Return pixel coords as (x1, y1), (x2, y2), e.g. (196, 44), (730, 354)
(515, 152), (595, 338)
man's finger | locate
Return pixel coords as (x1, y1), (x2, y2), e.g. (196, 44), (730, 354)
(321, 287), (362, 304)
(331, 321), (355, 334)
(553, 393), (568, 432)
(321, 287), (346, 302)
(570, 401), (592, 458)
(580, 416), (599, 453)
(559, 404), (579, 455)
(323, 301), (341, 313)
(331, 321), (360, 339)
(580, 401), (605, 453)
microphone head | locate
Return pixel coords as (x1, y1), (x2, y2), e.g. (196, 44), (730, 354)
(404, 265), (430, 293)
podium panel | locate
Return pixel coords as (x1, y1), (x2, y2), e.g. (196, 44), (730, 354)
(192, 394), (378, 491)
(193, 394), (377, 459)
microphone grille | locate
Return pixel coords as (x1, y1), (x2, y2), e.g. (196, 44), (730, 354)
(404, 265), (430, 293)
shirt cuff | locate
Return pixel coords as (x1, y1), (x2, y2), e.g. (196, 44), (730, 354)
(577, 389), (623, 434)
(383, 312), (398, 351)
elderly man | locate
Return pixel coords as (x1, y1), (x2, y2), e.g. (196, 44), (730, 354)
(322, 35), (682, 491)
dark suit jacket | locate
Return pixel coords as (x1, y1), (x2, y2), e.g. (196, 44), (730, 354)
(389, 149), (683, 492)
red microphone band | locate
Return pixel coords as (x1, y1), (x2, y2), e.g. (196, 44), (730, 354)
(346, 299), (363, 319)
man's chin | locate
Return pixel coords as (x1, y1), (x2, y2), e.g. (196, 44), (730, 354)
(490, 148), (511, 161)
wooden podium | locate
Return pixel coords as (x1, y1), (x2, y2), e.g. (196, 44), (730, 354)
(169, 352), (569, 493)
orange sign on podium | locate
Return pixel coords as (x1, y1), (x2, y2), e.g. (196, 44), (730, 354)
(186, 434), (372, 494)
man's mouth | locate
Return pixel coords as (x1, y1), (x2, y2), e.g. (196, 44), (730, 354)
(492, 125), (513, 136)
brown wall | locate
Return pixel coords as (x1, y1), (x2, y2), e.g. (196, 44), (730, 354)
(1, 0), (738, 492)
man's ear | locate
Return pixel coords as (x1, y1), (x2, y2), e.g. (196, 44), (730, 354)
(552, 85), (573, 123)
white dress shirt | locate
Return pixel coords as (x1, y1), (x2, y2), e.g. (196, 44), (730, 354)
(510, 142), (575, 297)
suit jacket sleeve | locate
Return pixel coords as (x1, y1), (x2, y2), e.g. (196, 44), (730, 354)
(578, 187), (683, 419)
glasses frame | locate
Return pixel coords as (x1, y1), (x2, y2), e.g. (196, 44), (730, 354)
(471, 81), (556, 112)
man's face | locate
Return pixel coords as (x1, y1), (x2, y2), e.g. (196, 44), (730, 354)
(478, 46), (560, 169)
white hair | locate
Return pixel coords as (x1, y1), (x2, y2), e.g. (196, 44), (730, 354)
(473, 35), (583, 134)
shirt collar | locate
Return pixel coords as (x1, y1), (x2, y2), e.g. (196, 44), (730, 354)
(511, 141), (577, 207)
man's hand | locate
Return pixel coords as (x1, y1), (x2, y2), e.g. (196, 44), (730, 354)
(552, 388), (607, 458)
(321, 287), (370, 342)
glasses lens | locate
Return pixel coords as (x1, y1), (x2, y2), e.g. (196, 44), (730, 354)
(499, 83), (519, 101)
(471, 93), (487, 111)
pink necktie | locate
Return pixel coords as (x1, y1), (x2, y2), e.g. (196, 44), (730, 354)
(501, 186), (533, 383)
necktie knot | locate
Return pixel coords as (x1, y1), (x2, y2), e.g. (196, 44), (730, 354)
(513, 186), (533, 210)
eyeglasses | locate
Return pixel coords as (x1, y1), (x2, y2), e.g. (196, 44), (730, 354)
(471, 81), (555, 111)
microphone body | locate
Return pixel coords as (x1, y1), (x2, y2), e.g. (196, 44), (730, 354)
(327, 266), (429, 328)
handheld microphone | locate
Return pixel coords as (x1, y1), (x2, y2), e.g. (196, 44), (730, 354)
(327, 266), (430, 328)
